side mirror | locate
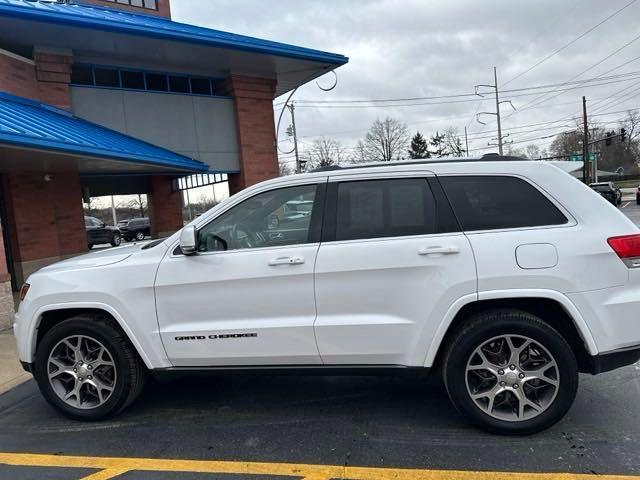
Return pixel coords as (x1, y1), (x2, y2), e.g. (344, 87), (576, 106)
(179, 225), (197, 255)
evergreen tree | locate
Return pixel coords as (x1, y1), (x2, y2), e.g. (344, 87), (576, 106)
(429, 131), (446, 157)
(408, 131), (430, 159)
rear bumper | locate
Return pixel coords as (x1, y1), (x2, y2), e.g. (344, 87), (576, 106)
(583, 345), (640, 375)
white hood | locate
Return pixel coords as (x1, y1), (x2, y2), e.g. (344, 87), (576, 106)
(38, 243), (146, 273)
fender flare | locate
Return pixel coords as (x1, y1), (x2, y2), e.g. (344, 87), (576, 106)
(29, 302), (157, 369)
(422, 289), (599, 367)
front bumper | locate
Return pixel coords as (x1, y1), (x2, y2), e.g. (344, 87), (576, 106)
(583, 345), (640, 375)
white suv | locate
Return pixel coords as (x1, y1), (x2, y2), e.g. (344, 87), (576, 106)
(14, 157), (640, 434)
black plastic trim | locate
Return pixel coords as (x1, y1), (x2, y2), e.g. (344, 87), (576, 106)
(583, 346), (640, 375)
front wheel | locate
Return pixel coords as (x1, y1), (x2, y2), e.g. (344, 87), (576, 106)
(443, 309), (578, 434)
(33, 316), (146, 420)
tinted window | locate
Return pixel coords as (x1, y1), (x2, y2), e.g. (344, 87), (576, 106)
(145, 73), (168, 92)
(198, 185), (319, 252)
(121, 70), (145, 90)
(439, 176), (567, 231)
(94, 68), (120, 88)
(169, 76), (190, 93)
(71, 65), (93, 85)
(335, 178), (437, 241)
(190, 78), (212, 95)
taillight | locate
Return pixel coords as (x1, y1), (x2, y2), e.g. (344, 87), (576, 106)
(607, 235), (640, 268)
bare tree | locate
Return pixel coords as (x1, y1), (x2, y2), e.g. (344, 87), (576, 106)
(127, 194), (147, 218)
(305, 137), (345, 170)
(350, 140), (368, 164)
(442, 127), (465, 157)
(525, 144), (541, 159)
(362, 117), (409, 162)
(279, 160), (294, 177)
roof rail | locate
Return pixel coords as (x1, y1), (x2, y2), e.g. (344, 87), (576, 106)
(309, 154), (527, 173)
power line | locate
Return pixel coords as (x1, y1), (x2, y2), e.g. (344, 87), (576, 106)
(500, 0), (638, 87)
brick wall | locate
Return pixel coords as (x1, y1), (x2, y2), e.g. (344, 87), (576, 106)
(78, 0), (171, 18)
(2, 172), (86, 285)
(0, 52), (38, 101)
(33, 52), (72, 110)
(148, 176), (183, 238)
(223, 75), (279, 194)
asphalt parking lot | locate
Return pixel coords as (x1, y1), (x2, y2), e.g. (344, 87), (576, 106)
(2, 203), (640, 480)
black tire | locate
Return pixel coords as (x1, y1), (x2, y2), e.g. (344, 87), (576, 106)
(135, 231), (145, 241)
(33, 315), (146, 421)
(88, 244), (93, 249)
(443, 309), (578, 435)
(110, 233), (121, 247)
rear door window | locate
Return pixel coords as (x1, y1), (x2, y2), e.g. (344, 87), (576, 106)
(439, 175), (567, 231)
(334, 178), (448, 241)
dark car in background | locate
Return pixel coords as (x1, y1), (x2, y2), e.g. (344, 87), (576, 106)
(118, 217), (150, 241)
(590, 182), (622, 205)
(85, 216), (121, 248)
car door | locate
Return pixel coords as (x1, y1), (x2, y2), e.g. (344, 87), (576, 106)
(85, 217), (101, 244)
(155, 180), (326, 367)
(313, 172), (477, 366)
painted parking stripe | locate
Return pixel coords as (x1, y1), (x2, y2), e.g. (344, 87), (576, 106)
(0, 453), (639, 480)
(622, 201), (631, 209)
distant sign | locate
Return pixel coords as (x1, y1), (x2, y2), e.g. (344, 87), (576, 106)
(570, 153), (597, 162)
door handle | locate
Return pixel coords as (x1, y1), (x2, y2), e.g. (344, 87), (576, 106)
(268, 256), (305, 266)
(418, 245), (460, 256)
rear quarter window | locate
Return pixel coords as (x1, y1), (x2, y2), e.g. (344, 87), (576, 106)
(439, 175), (567, 231)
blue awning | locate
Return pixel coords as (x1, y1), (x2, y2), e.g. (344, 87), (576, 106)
(0, 92), (209, 173)
(0, 0), (348, 66)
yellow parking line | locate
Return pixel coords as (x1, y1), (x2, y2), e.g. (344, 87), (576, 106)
(0, 452), (638, 480)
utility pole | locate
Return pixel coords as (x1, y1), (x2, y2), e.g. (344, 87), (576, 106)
(287, 103), (301, 173)
(110, 196), (117, 226)
(494, 67), (503, 156)
(582, 96), (589, 184)
(464, 126), (469, 157)
(475, 67), (512, 155)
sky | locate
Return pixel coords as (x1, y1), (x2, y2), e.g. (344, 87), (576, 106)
(171, 0), (640, 167)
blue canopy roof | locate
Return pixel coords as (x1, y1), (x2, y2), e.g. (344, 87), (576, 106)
(0, 92), (209, 173)
(0, 0), (348, 66)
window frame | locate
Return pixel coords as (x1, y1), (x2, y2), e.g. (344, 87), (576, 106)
(174, 181), (327, 256)
(322, 173), (460, 244)
(435, 173), (575, 234)
(70, 64), (227, 99)
(104, 0), (158, 11)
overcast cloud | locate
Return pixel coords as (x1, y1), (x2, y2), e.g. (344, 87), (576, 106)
(172, 0), (640, 163)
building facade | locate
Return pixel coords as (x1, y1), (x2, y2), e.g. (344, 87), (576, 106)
(0, 0), (347, 329)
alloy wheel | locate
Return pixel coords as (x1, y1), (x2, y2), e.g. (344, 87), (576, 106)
(465, 334), (559, 422)
(47, 335), (117, 409)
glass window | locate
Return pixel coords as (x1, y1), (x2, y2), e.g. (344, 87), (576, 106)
(198, 185), (318, 252)
(121, 70), (145, 90)
(335, 178), (437, 241)
(94, 68), (120, 88)
(439, 176), (568, 231)
(145, 73), (168, 92)
(71, 65), (93, 85)
(169, 75), (190, 94)
(190, 78), (212, 96)
(144, 0), (157, 8)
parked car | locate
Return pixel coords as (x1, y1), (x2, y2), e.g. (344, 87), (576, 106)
(636, 185), (640, 205)
(84, 216), (121, 248)
(15, 157), (640, 434)
(118, 217), (150, 242)
(589, 181), (621, 205)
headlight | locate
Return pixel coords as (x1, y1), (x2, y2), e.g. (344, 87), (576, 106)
(19, 283), (30, 301)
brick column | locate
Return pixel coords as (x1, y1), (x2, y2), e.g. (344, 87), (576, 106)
(148, 176), (184, 238)
(2, 172), (86, 287)
(33, 50), (72, 110)
(223, 75), (279, 195)
(0, 223), (14, 331)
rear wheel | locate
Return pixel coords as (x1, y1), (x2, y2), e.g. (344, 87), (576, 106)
(110, 233), (121, 247)
(135, 231), (145, 241)
(33, 316), (146, 420)
(443, 309), (578, 434)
